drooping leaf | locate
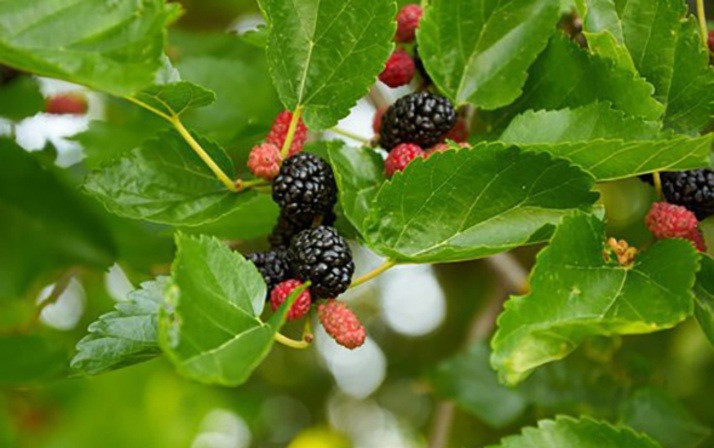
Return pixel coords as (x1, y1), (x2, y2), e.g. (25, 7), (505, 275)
(0, 0), (180, 95)
(693, 254), (714, 346)
(364, 145), (598, 263)
(0, 139), (115, 301)
(417, 0), (560, 108)
(71, 278), (167, 375)
(429, 342), (527, 428)
(158, 234), (299, 386)
(491, 212), (697, 385)
(258, 0), (395, 129)
(131, 81), (216, 118)
(620, 387), (711, 448)
(0, 335), (68, 384)
(0, 75), (44, 120)
(327, 143), (385, 237)
(499, 103), (712, 180)
(488, 415), (662, 448)
(84, 130), (252, 226)
(482, 34), (664, 131)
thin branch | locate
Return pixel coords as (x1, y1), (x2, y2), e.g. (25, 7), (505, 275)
(696, 0), (708, 47)
(368, 85), (390, 110)
(280, 106), (304, 158)
(350, 259), (397, 288)
(428, 402), (455, 448)
(274, 332), (311, 349)
(330, 127), (371, 145)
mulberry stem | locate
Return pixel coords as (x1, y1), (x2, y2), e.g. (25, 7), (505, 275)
(350, 259), (397, 288)
(281, 106), (304, 158)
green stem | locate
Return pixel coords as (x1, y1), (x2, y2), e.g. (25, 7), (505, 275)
(281, 106), (304, 158)
(350, 259), (397, 289)
(653, 171), (664, 200)
(696, 0), (708, 47)
(274, 332), (311, 349)
(172, 116), (238, 192)
(330, 127), (370, 145)
(125, 95), (239, 192)
(236, 178), (271, 192)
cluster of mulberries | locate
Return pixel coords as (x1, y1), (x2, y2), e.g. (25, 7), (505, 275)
(371, 5), (469, 178)
(243, 112), (364, 348)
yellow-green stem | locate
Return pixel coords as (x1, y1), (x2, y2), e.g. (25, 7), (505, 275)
(653, 172), (664, 200)
(696, 0), (708, 47)
(280, 106), (304, 158)
(236, 178), (270, 192)
(274, 332), (311, 349)
(171, 116), (238, 192)
(350, 259), (397, 289)
(330, 127), (370, 145)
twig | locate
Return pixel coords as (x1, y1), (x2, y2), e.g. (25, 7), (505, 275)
(696, 0), (708, 47)
(368, 85), (390, 110)
(330, 127), (371, 145)
(427, 252), (529, 448)
(350, 259), (397, 288)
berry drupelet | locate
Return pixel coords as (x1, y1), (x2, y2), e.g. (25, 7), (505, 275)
(661, 169), (714, 220)
(287, 225), (354, 298)
(379, 92), (457, 150)
(272, 153), (338, 221)
(246, 250), (291, 295)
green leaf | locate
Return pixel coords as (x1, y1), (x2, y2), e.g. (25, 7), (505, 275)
(84, 130), (252, 226)
(499, 103), (713, 180)
(327, 142), (385, 237)
(0, 139), (115, 301)
(177, 55), (282, 148)
(488, 415), (662, 448)
(620, 387), (711, 448)
(364, 145), (598, 263)
(429, 342), (527, 428)
(71, 278), (167, 375)
(258, 0), (396, 129)
(158, 234), (298, 386)
(180, 194), (279, 241)
(0, 0), (180, 96)
(0, 75), (43, 120)
(491, 212), (698, 385)
(0, 335), (68, 384)
(73, 97), (169, 169)
(417, 0), (559, 108)
(501, 102), (661, 142)
(693, 254), (714, 346)
(578, 1), (714, 134)
(482, 34), (664, 131)
(131, 81), (216, 118)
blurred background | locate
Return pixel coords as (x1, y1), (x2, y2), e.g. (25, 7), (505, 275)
(1, 1), (714, 447)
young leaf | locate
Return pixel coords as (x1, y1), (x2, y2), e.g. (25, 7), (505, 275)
(327, 143), (385, 237)
(693, 254), (714, 346)
(71, 278), (167, 375)
(158, 234), (298, 387)
(429, 342), (527, 428)
(131, 81), (216, 118)
(499, 103), (713, 180)
(578, 1), (714, 134)
(0, 139), (115, 301)
(364, 145), (598, 263)
(488, 415), (662, 448)
(620, 387), (711, 448)
(491, 212), (697, 385)
(417, 0), (560, 108)
(258, 0), (395, 129)
(0, 0), (180, 95)
(84, 130), (252, 226)
(482, 35), (664, 131)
